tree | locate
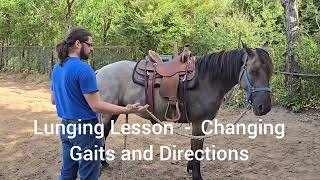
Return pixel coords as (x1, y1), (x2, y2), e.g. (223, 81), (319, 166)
(65, 0), (75, 30)
(280, 0), (301, 106)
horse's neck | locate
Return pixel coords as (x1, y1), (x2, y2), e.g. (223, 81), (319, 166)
(200, 71), (239, 93)
(188, 77), (238, 120)
(195, 61), (240, 101)
(221, 79), (239, 93)
(202, 75), (239, 107)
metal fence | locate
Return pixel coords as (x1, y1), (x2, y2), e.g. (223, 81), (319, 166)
(91, 46), (141, 70)
(0, 46), (142, 74)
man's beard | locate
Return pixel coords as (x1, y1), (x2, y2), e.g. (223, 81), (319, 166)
(80, 46), (90, 60)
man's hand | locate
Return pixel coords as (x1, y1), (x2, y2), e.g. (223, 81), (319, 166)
(125, 103), (149, 113)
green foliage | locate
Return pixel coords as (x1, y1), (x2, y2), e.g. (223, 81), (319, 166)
(224, 90), (248, 108)
(5, 57), (22, 72)
(0, 0), (319, 109)
(297, 36), (320, 108)
(278, 90), (303, 112)
(0, 0), (65, 45)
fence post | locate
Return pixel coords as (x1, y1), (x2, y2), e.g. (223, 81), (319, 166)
(173, 42), (178, 56)
(22, 46), (26, 73)
(133, 46), (136, 60)
(92, 59), (96, 70)
(0, 46), (3, 70)
(5, 47), (8, 68)
(49, 50), (54, 78)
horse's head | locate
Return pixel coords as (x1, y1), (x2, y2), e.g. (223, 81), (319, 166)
(239, 43), (274, 116)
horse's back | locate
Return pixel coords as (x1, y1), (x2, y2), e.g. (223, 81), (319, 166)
(96, 60), (146, 106)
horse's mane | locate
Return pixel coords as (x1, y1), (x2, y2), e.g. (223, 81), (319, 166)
(196, 48), (273, 82)
(196, 49), (244, 82)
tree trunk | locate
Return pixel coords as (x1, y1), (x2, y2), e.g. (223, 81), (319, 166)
(65, 0), (75, 30)
(280, 0), (300, 98)
(102, 17), (112, 45)
(4, 12), (10, 46)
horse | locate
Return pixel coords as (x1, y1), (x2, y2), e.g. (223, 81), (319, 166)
(96, 44), (273, 180)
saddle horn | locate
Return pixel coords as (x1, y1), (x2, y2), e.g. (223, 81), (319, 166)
(181, 44), (191, 63)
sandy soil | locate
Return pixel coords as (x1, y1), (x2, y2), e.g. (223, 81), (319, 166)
(0, 72), (319, 180)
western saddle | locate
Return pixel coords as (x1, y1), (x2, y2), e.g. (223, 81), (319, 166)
(133, 45), (196, 123)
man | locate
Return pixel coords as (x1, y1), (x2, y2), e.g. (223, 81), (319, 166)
(51, 27), (148, 180)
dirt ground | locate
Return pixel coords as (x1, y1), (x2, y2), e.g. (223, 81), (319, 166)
(0, 72), (319, 180)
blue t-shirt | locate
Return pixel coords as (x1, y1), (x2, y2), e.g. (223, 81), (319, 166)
(51, 57), (98, 120)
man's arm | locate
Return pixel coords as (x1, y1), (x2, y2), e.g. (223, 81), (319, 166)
(84, 91), (148, 115)
(79, 64), (147, 114)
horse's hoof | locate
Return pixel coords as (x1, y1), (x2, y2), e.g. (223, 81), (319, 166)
(192, 174), (203, 180)
(101, 160), (110, 168)
(187, 160), (193, 174)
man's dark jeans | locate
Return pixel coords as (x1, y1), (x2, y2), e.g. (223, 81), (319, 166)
(59, 119), (102, 180)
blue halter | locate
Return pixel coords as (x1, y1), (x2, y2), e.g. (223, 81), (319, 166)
(239, 56), (272, 104)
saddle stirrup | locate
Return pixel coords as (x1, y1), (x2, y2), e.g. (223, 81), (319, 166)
(164, 101), (181, 122)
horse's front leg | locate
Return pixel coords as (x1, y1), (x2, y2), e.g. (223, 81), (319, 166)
(187, 138), (204, 180)
(187, 121), (207, 180)
(100, 114), (119, 168)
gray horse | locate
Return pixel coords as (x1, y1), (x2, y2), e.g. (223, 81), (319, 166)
(96, 45), (273, 180)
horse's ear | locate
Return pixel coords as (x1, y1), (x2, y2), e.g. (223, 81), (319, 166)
(241, 41), (254, 57)
(262, 41), (270, 53)
(241, 40), (248, 49)
(245, 48), (255, 57)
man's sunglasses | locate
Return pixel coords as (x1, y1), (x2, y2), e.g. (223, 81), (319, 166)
(82, 41), (93, 47)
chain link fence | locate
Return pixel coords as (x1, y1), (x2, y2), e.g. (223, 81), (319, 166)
(0, 46), (142, 74)
(91, 46), (142, 70)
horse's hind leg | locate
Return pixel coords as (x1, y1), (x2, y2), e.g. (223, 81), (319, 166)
(100, 113), (119, 168)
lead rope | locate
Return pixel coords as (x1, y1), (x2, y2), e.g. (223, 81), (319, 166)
(145, 108), (250, 140)
(120, 114), (129, 180)
(119, 104), (250, 178)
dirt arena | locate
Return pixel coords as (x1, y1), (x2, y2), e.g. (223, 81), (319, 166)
(0, 72), (319, 180)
